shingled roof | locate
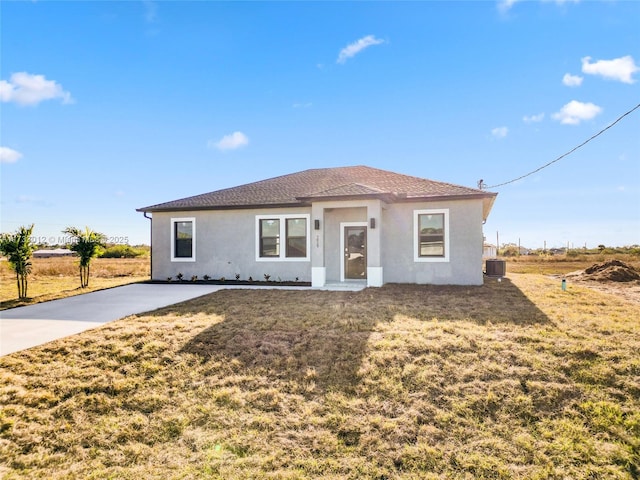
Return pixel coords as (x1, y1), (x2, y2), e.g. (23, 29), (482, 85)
(137, 165), (496, 218)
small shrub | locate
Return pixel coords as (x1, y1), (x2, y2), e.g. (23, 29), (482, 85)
(176, 273), (183, 281)
(501, 245), (520, 257)
(190, 275), (198, 282)
(166, 276), (172, 282)
(203, 274), (211, 281)
(235, 274), (240, 281)
(264, 274), (271, 282)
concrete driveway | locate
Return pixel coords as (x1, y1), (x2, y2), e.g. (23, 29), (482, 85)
(0, 284), (224, 356)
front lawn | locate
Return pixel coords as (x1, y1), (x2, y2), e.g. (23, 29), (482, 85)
(1, 275), (639, 479)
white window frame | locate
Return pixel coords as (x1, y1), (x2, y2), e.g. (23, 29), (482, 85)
(255, 214), (310, 262)
(171, 217), (196, 262)
(413, 209), (450, 263)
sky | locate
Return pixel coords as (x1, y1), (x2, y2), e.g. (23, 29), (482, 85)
(1, 0), (639, 249)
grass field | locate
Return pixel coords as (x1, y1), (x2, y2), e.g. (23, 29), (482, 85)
(1, 271), (639, 479)
(506, 253), (640, 275)
(0, 257), (150, 310)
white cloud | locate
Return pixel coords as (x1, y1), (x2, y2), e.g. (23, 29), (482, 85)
(548, 0), (580, 5)
(497, 0), (520, 14)
(491, 126), (509, 139)
(562, 73), (583, 87)
(581, 55), (639, 84)
(16, 195), (38, 204)
(523, 113), (545, 123)
(142, 0), (157, 23)
(0, 72), (73, 106)
(14, 194), (52, 207)
(209, 131), (249, 151)
(552, 100), (602, 125)
(337, 35), (385, 64)
(498, 0), (577, 14)
(0, 146), (23, 164)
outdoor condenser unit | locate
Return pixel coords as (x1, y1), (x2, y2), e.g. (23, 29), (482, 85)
(485, 259), (506, 277)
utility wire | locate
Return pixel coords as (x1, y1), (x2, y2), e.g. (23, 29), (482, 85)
(483, 102), (640, 190)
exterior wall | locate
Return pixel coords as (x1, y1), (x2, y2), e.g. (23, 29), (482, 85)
(149, 198), (485, 285)
(381, 199), (485, 285)
(151, 207), (312, 282)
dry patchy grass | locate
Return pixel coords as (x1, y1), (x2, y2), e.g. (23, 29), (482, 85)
(0, 275), (639, 479)
(506, 253), (640, 276)
(0, 257), (150, 309)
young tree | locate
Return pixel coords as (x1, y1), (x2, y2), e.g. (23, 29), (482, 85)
(63, 226), (106, 288)
(0, 224), (35, 299)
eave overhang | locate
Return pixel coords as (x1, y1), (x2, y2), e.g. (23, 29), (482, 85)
(137, 191), (497, 220)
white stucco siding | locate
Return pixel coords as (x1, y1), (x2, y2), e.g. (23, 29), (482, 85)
(151, 208), (312, 282)
(149, 198), (485, 285)
(381, 199), (485, 285)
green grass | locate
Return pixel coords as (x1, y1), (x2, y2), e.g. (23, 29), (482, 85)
(1, 275), (639, 479)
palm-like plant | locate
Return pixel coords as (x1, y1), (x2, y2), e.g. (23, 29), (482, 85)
(63, 226), (106, 288)
(0, 224), (35, 299)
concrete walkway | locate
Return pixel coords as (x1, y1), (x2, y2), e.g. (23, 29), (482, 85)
(0, 282), (365, 356)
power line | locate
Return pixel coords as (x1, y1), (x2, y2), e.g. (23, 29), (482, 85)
(482, 102), (640, 190)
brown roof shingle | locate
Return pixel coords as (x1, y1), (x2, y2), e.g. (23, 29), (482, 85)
(137, 166), (496, 216)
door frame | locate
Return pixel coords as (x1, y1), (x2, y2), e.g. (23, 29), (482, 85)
(340, 222), (368, 282)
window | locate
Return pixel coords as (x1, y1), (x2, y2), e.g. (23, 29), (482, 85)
(260, 219), (280, 257)
(286, 218), (307, 258)
(256, 214), (310, 261)
(414, 209), (449, 262)
(419, 213), (444, 256)
(171, 217), (195, 261)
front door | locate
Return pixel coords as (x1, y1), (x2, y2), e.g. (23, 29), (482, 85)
(344, 226), (367, 280)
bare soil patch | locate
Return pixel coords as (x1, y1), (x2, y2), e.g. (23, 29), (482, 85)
(563, 260), (640, 305)
(581, 259), (640, 282)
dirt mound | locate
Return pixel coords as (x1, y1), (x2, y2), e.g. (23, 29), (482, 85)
(581, 260), (640, 282)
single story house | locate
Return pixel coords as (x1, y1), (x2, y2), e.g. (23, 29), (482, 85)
(483, 243), (497, 259)
(137, 166), (497, 287)
(33, 248), (76, 258)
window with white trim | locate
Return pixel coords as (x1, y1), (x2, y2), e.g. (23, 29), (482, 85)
(414, 209), (449, 262)
(256, 214), (310, 261)
(171, 217), (196, 262)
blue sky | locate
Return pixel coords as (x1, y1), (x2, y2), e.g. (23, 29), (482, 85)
(1, 0), (639, 248)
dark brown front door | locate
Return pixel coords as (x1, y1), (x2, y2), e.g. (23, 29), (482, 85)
(344, 226), (367, 280)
